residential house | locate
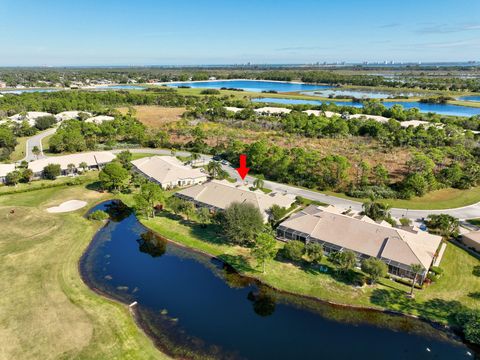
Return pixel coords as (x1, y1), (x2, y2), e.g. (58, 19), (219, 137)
(9, 112), (53, 126)
(131, 156), (207, 189)
(0, 164), (16, 183)
(462, 231), (480, 252)
(28, 151), (116, 178)
(254, 107), (292, 115)
(276, 205), (443, 283)
(85, 115), (115, 124)
(176, 179), (296, 222)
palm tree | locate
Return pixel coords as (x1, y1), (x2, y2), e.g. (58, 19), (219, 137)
(67, 163), (76, 175)
(79, 162), (88, 173)
(32, 146), (41, 159)
(206, 161), (222, 178)
(362, 196), (391, 221)
(409, 263), (424, 297)
(253, 177), (264, 190)
(190, 152), (201, 165)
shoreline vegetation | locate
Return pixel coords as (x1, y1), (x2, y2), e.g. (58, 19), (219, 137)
(113, 189), (480, 352)
(82, 199), (469, 358)
(136, 211), (480, 321)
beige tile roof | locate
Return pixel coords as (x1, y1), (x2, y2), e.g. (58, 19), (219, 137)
(85, 115), (114, 124)
(55, 111), (92, 121)
(0, 163), (16, 177)
(9, 112), (53, 126)
(254, 107), (292, 115)
(28, 151), (115, 173)
(303, 110), (338, 118)
(177, 179), (296, 221)
(225, 107), (243, 113)
(349, 114), (390, 123)
(278, 205), (441, 269)
(464, 231), (480, 244)
(131, 156), (206, 185)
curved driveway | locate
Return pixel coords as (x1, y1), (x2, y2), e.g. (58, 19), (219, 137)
(22, 128), (56, 162)
(23, 130), (480, 221)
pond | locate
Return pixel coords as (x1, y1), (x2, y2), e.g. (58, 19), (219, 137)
(252, 98), (480, 117)
(80, 201), (474, 360)
(458, 96), (480, 102)
(166, 80), (332, 93)
(0, 88), (59, 94)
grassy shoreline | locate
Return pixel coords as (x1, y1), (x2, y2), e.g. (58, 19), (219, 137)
(137, 209), (480, 326)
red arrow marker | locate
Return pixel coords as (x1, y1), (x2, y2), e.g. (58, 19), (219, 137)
(236, 154), (250, 180)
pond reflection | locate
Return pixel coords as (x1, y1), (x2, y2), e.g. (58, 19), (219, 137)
(80, 201), (473, 360)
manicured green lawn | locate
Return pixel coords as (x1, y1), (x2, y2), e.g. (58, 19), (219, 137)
(142, 213), (480, 324)
(8, 136), (28, 162)
(41, 132), (54, 152)
(0, 171), (99, 196)
(130, 152), (163, 160)
(324, 186), (480, 210)
(0, 184), (168, 359)
(467, 218), (480, 226)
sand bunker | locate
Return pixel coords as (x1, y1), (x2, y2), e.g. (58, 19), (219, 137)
(46, 200), (87, 213)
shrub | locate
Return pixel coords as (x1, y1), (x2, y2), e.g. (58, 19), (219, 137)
(43, 164), (61, 180)
(393, 277), (423, 289)
(361, 257), (388, 284)
(282, 240), (305, 262)
(222, 202), (264, 246)
(305, 242), (323, 264)
(5, 170), (21, 186)
(35, 115), (56, 130)
(88, 210), (109, 221)
(347, 185), (398, 199)
(455, 309), (480, 345)
(200, 89), (220, 95)
(430, 266), (444, 275)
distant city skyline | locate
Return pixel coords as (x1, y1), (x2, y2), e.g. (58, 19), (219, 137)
(0, 0), (479, 66)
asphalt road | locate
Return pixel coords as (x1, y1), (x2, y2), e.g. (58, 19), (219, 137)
(22, 128), (56, 162)
(22, 130), (480, 221)
(120, 148), (480, 221)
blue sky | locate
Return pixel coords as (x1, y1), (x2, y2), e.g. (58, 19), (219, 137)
(0, 0), (479, 66)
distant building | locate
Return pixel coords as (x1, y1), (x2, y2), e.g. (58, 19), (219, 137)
(55, 111), (92, 122)
(176, 179), (296, 222)
(224, 107), (243, 113)
(84, 115), (114, 124)
(276, 205), (443, 283)
(0, 164), (16, 183)
(9, 112), (53, 126)
(0, 81), (7, 88)
(28, 151), (115, 178)
(254, 107), (292, 115)
(131, 156), (207, 189)
(462, 231), (480, 252)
